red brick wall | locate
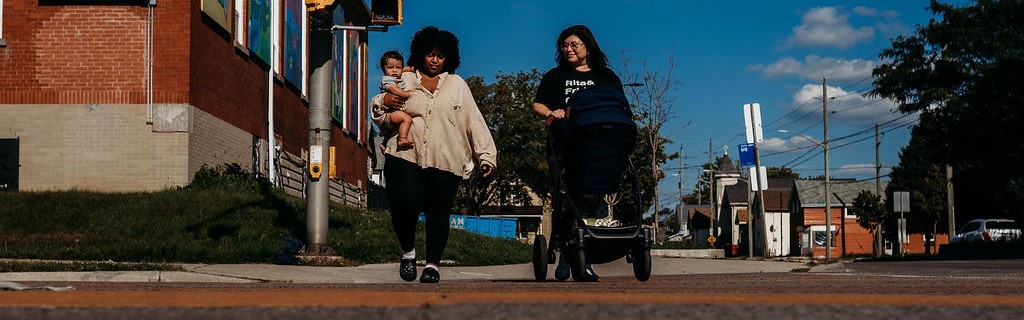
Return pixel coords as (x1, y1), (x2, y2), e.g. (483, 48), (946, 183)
(0, 2), (188, 103)
(837, 218), (874, 255)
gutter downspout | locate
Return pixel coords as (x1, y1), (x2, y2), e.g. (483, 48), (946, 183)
(267, 0), (279, 186)
(146, 1), (156, 123)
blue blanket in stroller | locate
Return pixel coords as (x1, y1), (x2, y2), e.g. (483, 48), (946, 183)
(562, 86), (637, 195)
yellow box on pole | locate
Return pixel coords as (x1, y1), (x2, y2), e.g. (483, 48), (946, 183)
(305, 0), (336, 11)
(329, 146), (337, 179)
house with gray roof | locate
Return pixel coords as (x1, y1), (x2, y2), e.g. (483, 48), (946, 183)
(792, 179), (887, 257)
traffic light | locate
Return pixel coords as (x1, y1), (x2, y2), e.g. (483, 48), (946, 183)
(305, 0), (337, 12)
(371, 0), (402, 26)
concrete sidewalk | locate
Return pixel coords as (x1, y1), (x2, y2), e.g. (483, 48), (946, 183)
(0, 256), (808, 284)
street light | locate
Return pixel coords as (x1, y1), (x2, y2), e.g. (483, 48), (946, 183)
(778, 129), (831, 260)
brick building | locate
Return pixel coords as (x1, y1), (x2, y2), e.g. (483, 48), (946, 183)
(0, 0), (373, 206)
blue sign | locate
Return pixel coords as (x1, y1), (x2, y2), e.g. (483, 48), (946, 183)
(738, 143), (756, 167)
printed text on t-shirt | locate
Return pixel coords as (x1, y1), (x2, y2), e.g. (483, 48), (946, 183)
(564, 79), (596, 101)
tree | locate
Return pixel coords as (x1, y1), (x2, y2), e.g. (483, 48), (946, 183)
(767, 167), (800, 180)
(870, 0), (1024, 223)
(885, 115), (949, 253)
(620, 52), (683, 241)
(853, 190), (886, 255)
(455, 71), (549, 215)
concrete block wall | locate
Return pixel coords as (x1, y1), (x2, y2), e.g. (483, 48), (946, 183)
(0, 104), (188, 192)
(186, 105), (255, 177)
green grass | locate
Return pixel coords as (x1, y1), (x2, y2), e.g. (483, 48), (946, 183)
(0, 260), (183, 272)
(0, 165), (530, 269)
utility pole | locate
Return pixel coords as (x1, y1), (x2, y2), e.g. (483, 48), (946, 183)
(875, 124), (883, 257)
(653, 160), (661, 244)
(679, 146), (684, 238)
(823, 77), (832, 260)
(947, 165), (956, 239)
(708, 139), (716, 238)
(679, 146), (684, 209)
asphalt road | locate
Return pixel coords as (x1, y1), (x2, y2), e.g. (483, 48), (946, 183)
(3, 259), (1024, 320)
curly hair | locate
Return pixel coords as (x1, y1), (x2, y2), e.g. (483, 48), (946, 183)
(407, 26), (461, 73)
(555, 25), (611, 72)
(379, 50), (404, 72)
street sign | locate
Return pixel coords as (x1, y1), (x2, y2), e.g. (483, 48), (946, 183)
(749, 166), (765, 190)
(738, 143), (755, 167)
(743, 103), (763, 144)
(893, 191), (910, 212)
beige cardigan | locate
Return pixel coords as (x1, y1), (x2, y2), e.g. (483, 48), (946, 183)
(371, 71), (497, 178)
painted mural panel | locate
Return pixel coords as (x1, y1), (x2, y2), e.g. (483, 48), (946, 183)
(202, 0), (232, 31)
(283, 0), (303, 89)
(346, 30), (361, 137)
(331, 9), (345, 127)
(248, 0), (271, 63)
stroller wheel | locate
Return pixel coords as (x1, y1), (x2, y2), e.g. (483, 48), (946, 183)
(631, 241), (652, 282)
(532, 234), (548, 281)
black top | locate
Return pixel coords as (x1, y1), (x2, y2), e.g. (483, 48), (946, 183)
(535, 67), (624, 112)
(535, 67), (624, 146)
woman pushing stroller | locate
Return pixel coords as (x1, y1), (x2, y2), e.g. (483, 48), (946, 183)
(533, 24), (626, 282)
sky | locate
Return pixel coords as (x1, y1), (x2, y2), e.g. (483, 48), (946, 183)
(366, 0), (969, 211)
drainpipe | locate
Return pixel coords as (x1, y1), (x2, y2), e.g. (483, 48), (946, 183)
(267, 0), (279, 186)
(145, 0), (156, 123)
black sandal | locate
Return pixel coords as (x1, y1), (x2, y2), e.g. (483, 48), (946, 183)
(399, 258), (417, 282)
(419, 267), (440, 283)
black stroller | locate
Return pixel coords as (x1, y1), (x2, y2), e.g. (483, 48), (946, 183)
(532, 86), (653, 282)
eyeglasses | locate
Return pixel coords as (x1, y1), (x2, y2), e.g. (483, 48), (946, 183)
(561, 41), (584, 50)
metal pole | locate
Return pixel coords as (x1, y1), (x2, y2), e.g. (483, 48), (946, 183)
(747, 180), (753, 259)
(823, 77), (832, 260)
(750, 111), (767, 258)
(946, 165), (956, 240)
(875, 124), (883, 257)
(302, 9), (338, 255)
(303, 59), (335, 255)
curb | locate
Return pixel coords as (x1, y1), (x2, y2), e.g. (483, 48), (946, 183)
(651, 249), (725, 259)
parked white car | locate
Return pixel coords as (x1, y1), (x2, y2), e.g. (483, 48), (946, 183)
(950, 219), (1022, 243)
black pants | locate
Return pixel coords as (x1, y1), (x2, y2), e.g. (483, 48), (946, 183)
(383, 155), (461, 264)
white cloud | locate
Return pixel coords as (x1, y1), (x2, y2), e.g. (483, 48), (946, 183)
(749, 56), (876, 81)
(787, 7), (874, 49)
(788, 83), (906, 127)
(759, 136), (819, 153)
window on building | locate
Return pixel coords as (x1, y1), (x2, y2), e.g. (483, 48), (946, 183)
(844, 208), (857, 219)
(1, 0), (6, 46)
(812, 230), (836, 248)
(235, 0), (246, 48)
